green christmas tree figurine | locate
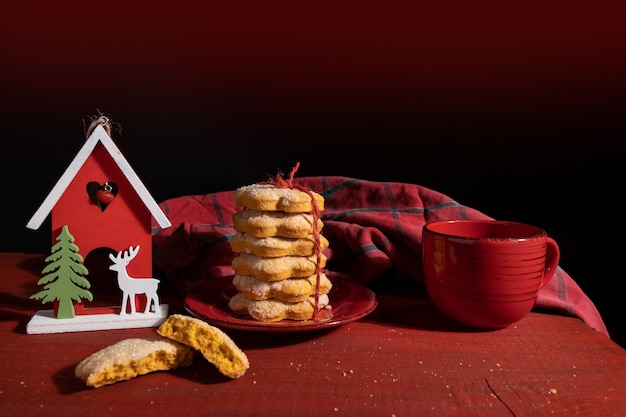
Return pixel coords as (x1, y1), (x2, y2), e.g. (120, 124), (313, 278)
(30, 225), (93, 318)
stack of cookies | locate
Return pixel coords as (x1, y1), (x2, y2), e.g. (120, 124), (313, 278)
(227, 183), (332, 322)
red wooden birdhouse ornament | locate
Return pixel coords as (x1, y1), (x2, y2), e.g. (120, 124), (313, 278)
(25, 115), (172, 333)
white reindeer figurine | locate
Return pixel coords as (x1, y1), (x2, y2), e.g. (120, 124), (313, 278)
(109, 245), (160, 315)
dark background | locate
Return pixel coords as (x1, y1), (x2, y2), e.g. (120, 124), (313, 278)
(1, 2), (624, 346)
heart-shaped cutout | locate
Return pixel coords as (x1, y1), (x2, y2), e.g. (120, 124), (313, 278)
(87, 181), (118, 211)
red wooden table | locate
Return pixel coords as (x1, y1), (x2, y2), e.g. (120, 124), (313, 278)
(2, 252), (625, 416)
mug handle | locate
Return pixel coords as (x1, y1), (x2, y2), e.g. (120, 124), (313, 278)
(541, 237), (560, 288)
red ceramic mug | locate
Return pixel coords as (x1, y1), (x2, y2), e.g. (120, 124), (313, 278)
(422, 220), (560, 329)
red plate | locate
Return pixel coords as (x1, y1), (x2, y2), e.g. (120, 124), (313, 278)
(184, 275), (377, 332)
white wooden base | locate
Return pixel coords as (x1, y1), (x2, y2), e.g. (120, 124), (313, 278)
(26, 304), (169, 334)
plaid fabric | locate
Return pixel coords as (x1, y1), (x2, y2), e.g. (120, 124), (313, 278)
(152, 176), (608, 336)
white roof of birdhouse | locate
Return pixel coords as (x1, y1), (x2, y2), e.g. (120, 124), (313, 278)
(26, 124), (172, 230)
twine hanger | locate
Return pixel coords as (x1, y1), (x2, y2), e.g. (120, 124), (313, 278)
(84, 109), (122, 139)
